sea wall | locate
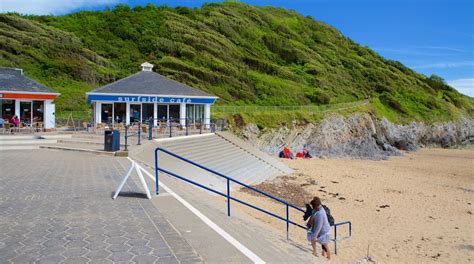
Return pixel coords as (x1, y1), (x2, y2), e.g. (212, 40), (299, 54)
(239, 113), (474, 160)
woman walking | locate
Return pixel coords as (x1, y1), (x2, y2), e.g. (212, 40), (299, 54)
(307, 197), (331, 260)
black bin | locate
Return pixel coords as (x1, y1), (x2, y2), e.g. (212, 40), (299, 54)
(104, 130), (120, 151)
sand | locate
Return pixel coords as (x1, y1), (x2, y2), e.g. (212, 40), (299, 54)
(233, 148), (474, 263)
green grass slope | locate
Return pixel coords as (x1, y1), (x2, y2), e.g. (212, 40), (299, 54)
(1, 2), (472, 122)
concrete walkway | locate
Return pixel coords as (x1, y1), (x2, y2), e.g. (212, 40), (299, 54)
(0, 150), (202, 264)
(131, 142), (318, 263)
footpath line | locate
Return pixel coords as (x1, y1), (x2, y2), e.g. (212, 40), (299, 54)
(126, 157), (265, 264)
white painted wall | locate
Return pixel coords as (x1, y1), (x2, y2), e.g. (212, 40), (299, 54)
(14, 100), (20, 120)
(153, 103), (158, 126)
(180, 103), (186, 126)
(204, 104), (211, 128)
(125, 102), (131, 125)
(94, 102), (102, 125)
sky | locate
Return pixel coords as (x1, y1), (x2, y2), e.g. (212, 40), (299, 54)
(1, 0), (473, 97)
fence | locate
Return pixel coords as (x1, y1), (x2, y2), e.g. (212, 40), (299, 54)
(154, 147), (352, 253)
(212, 100), (369, 114)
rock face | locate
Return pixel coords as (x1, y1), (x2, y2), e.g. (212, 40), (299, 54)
(239, 114), (474, 160)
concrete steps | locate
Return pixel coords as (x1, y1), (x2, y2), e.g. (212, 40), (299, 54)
(0, 134), (72, 150)
(144, 133), (292, 191)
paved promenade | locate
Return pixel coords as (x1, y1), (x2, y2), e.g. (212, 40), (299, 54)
(0, 150), (202, 264)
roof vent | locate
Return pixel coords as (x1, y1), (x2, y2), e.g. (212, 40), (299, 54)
(140, 62), (154, 72)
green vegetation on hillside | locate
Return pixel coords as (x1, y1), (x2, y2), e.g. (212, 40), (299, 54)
(0, 2), (472, 124)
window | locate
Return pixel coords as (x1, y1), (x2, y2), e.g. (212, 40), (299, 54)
(20, 101), (32, 124)
(130, 104), (141, 123)
(157, 105), (168, 120)
(33, 101), (44, 122)
(101, 104), (113, 124)
(169, 105), (180, 120)
(0, 99), (15, 121)
(142, 103), (154, 122)
(113, 103), (126, 123)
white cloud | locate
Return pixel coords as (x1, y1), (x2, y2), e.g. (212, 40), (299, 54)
(1, 0), (122, 15)
(411, 61), (474, 69)
(448, 78), (474, 97)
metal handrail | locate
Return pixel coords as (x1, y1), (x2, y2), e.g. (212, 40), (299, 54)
(147, 117), (226, 140)
(154, 147), (351, 251)
(155, 147), (306, 240)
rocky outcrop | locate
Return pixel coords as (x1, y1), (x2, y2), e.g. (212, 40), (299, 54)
(239, 114), (473, 160)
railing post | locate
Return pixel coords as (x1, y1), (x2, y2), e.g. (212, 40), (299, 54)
(148, 117), (153, 140)
(200, 118), (203, 134)
(169, 121), (172, 138)
(124, 125), (128, 151)
(186, 118), (189, 136)
(286, 204), (289, 240)
(227, 178), (230, 217)
(334, 225), (337, 255)
(137, 121), (141, 145)
(155, 150), (159, 195)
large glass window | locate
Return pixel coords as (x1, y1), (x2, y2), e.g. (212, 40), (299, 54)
(101, 104), (113, 124)
(186, 104), (195, 123)
(20, 101), (32, 125)
(142, 103), (154, 122)
(113, 103), (126, 123)
(169, 105), (180, 121)
(130, 104), (141, 123)
(195, 104), (204, 120)
(157, 105), (168, 120)
(33, 101), (44, 122)
(0, 99), (15, 121)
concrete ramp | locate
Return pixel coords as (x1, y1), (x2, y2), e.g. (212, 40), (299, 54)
(132, 133), (292, 191)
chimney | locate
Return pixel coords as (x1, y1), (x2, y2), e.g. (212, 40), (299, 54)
(140, 62), (154, 72)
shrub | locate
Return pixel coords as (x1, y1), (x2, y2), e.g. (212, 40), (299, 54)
(306, 89), (330, 104)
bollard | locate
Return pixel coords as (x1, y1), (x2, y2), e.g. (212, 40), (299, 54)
(185, 118), (189, 136)
(148, 118), (153, 140)
(200, 118), (203, 134)
(124, 125), (128, 151)
(137, 122), (141, 145)
(169, 121), (172, 138)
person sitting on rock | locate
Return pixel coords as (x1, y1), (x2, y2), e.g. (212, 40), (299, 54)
(303, 144), (312, 159)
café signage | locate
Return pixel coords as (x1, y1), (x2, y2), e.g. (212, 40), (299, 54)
(87, 94), (216, 104)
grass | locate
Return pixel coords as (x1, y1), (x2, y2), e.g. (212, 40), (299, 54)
(0, 2), (472, 126)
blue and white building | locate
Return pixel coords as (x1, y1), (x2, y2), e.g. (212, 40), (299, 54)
(87, 62), (218, 127)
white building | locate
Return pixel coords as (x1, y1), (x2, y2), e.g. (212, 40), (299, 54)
(86, 62), (218, 127)
(0, 67), (59, 129)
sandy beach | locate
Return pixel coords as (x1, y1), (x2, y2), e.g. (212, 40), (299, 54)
(233, 148), (474, 263)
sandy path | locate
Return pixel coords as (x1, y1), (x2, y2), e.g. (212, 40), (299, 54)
(233, 148), (474, 263)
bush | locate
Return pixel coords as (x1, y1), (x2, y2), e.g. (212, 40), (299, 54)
(380, 94), (406, 113)
(306, 89), (330, 104)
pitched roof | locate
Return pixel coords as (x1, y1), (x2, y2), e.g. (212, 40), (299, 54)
(0, 68), (58, 94)
(89, 71), (216, 98)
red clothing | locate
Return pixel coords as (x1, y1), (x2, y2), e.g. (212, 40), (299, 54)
(283, 148), (291, 159)
(11, 117), (19, 127)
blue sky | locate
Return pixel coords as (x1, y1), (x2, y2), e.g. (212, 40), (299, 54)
(2, 0), (473, 96)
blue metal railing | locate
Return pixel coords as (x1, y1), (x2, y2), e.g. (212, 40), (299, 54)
(147, 117), (226, 140)
(154, 147), (351, 253)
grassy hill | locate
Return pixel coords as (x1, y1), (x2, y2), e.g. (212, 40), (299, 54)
(0, 2), (472, 124)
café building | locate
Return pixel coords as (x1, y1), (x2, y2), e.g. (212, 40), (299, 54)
(0, 67), (59, 129)
(86, 62), (218, 127)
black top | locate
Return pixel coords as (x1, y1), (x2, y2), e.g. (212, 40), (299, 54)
(90, 71), (215, 97)
(0, 68), (57, 93)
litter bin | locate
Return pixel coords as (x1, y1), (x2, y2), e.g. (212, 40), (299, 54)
(104, 130), (120, 151)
